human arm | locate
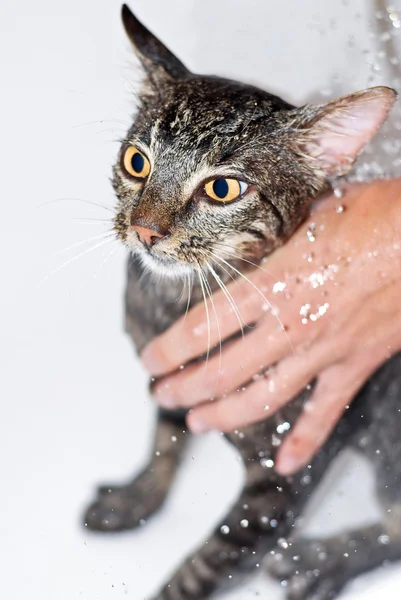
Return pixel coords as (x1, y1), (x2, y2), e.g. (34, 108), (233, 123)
(142, 179), (401, 475)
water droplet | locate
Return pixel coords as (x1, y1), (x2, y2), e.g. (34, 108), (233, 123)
(300, 303), (311, 318)
(240, 519), (249, 528)
(378, 534), (390, 545)
(389, 12), (401, 28)
(270, 519), (278, 528)
(272, 281), (287, 294)
(308, 264), (339, 288)
(272, 434), (282, 447)
(171, 435), (177, 442)
(220, 525), (230, 535)
(358, 436), (369, 448)
(260, 458), (274, 468)
(336, 204), (345, 213)
(307, 225), (316, 243)
(276, 422), (291, 434)
(264, 404), (270, 411)
(278, 538), (289, 549)
(318, 302), (330, 316)
(333, 187), (344, 198)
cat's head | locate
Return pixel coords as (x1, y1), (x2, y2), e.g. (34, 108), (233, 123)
(113, 4), (396, 277)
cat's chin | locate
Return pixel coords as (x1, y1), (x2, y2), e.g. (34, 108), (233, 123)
(137, 250), (194, 279)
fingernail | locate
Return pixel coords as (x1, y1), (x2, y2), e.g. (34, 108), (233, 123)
(157, 395), (176, 408)
(153, 385), (176, 408)
(141, 347), (165, 375)
(189, 418), (210, 434)
(275, 455), (302, 476)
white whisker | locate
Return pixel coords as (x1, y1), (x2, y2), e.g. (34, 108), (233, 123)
(206, 259), (245, 341)
(55, 231), (114, 255)
(183, 273), (194, 323)
(197, 266), (212, 368)
(39, 236), (116, 286)
(72, 118), (132, 129)
(93, 243), (122, 280)
(181, 272), (194, 328)
(74, 222), (112, 227)
(176, 273), (189, 303)
(202, 265), (222, 391)
(210, 252), (295, 356)
(73, 217), (112, 224)
(37, 197), (114, 213)
(214, 242), (281, 281)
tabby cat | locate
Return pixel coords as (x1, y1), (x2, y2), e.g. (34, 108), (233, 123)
(84, 5), (401, 599)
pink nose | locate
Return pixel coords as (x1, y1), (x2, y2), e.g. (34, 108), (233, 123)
(132, 225), (164, 246)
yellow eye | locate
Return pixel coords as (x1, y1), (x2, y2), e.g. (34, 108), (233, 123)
(204, 178), (248, 202)
(122, 146), (151, 178)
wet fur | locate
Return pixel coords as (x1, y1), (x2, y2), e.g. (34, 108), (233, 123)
(84, 6), (401, 600)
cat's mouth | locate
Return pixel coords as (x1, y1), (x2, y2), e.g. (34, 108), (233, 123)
(138, 247), (194, 277)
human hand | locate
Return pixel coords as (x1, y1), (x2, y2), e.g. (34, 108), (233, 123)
(141, 179), (401, 475)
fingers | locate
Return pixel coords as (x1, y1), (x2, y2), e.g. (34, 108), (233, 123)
(153, 319), (293, 408)
(274, 357), (377, 476)
(186, 350), (327, 433)
(141, 269), (277, 376)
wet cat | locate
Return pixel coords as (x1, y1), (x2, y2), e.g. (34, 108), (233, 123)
(84, 5), (401, 599)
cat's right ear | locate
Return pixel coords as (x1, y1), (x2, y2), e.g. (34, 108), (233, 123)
(121, 4), (189, 82)
(293, 86), (397, 178)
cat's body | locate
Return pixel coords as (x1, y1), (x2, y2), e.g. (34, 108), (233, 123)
(84, 6), (401, 599)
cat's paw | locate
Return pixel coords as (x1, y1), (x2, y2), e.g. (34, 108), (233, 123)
(266, 539), (344, 600)
(83, 469), (168, 532)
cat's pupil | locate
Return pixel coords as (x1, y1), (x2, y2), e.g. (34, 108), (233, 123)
(131, 152), (145, 173)
(213, 179), (229, 198)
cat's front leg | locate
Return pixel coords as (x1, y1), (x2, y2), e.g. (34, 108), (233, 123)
(83, 408), (188, 532)
(151, 483), (294, 600)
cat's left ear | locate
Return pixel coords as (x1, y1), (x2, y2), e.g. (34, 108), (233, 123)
(296, 86), (397, 177)
(121, 4), (189, 82)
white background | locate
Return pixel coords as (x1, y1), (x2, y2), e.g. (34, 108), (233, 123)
(1, 0), (401, 598)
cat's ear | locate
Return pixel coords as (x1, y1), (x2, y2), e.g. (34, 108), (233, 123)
(295, 86), (396, 177)
(121, 4), (189, 82)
